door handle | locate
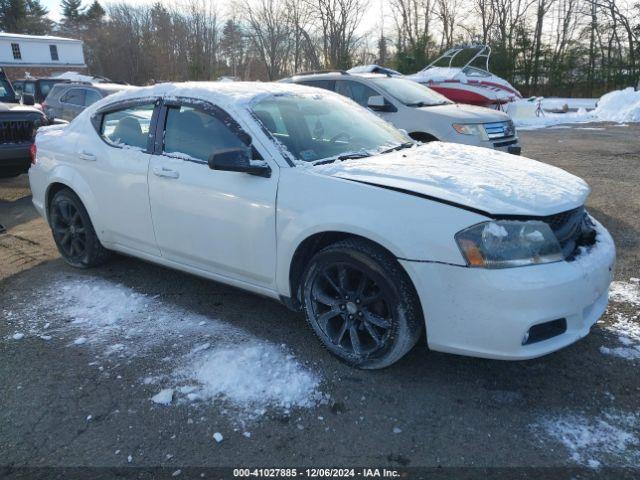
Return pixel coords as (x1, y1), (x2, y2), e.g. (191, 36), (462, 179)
(153, 166), (180, 179)
(78, 150), (97, 161)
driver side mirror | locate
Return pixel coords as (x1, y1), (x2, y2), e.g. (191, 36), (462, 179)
(208, 147), (271, 178)
(367, 95), (393, 112)
(22, 93), (35, 106)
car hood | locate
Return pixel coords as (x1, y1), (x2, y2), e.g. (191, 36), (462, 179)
(417, 103), (511, 123)
(312, 142), (590, 217)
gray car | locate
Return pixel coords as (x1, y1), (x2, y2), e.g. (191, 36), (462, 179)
(43, 83), (131, 122)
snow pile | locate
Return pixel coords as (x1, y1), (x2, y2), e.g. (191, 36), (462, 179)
(508, 88), (640, 129)
(313, 142), (589, 216)
(594, 88), (640, 123)
(3, 276), (323, 421)
(534, 411), (640, 468)
(182, 343), (321, 411)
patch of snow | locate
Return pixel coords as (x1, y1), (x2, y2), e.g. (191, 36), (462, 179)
(5, 276), (322, 423)
(151, 388), (174, 405)
(484, 222), (508, 238)
(533, 411), (640, 467)
(11, 333), (24, 340)
(393, 427), (402, 434)
(181, 343), (322, 414)
(609, 281), (640, 306)
(313, 142), (589, 216)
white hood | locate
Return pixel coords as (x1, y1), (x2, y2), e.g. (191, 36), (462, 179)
(313, 142), (590, 217)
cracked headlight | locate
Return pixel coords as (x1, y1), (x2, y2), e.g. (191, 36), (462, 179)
(452, 123), (488, 140)
(455, 220), (563, 268)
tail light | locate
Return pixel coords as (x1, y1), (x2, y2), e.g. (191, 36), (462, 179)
(30, 143), (37, 165)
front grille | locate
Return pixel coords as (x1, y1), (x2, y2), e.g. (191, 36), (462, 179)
(483, 121), (516, 140)
(539, 207), (596, 259)
(0, 120), (35, 144)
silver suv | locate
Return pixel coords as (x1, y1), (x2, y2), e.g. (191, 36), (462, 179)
(43, 83), (130, 122)
(284, 71), (520, 154)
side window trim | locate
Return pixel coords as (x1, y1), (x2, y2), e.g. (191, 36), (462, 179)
(153, 97), (262, 163)
(92, 97), (162, 153)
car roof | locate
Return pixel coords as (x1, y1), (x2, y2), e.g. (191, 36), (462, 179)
(89, 81), (336, 111)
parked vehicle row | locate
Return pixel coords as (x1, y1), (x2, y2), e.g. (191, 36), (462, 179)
(2, 67), (523, 177)
(283, 71), (521, 154)
(0, 72), (130, 177)
(0, 69), (48, 177)
(29, 82), (615, 368)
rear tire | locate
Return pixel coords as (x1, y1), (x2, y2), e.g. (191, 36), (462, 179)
(49, 188), (111, 268)
(301, 238), (424, 369)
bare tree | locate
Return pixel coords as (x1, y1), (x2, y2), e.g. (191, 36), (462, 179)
(307, 0), (364, 69)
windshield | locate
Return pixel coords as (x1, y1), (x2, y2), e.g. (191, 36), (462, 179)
(0, 79), (16, 102)
(251, 93), (408, 164)
(370, 77), (452, 107)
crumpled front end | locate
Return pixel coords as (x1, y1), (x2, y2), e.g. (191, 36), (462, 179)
(401, 215), (615, 360)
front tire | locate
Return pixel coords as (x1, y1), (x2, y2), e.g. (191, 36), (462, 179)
(49, 188), (111, 268)
(301, 239), (424, 369)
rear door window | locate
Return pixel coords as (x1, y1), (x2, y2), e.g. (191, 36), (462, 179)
(100, 103), (155, 150)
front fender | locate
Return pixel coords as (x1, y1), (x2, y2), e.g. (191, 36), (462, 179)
(275, 168), (486, 296)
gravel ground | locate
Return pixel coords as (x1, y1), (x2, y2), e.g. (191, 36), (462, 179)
(1, 123), (639, 479)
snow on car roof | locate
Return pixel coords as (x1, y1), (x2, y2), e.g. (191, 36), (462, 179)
(89, 81), (328, 113)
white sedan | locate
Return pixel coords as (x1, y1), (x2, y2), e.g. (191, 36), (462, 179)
(28, 82), (615, 369)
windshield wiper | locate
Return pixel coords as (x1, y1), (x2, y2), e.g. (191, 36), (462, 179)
(406, 101), (449, 107)
(380, 141), (414, 155)
(337, 152), (371, 161)
(311, 151), (371, 166)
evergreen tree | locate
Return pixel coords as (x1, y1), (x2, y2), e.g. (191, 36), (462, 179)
(0, 0), (51, 34)
(0, 0), (28, 32)
(24, 0), (53, 34)
(85, 0), (104, 22)
(60, 0), (84, 35)
(60, 0), (83, 22)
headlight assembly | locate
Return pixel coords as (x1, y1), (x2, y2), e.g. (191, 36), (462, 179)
(452, 123), (488, 140)
(456, 220), (563, 268)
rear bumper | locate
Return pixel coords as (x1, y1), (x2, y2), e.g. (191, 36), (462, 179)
(400, 220), (615, 360)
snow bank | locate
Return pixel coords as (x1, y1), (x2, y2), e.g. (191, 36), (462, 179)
(533, 411), (640, 468)
(508, 88), (640, 129)
(594, 88), (640, 123)
(313, 142), (589, 216)
(3, 276), (323, 422)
